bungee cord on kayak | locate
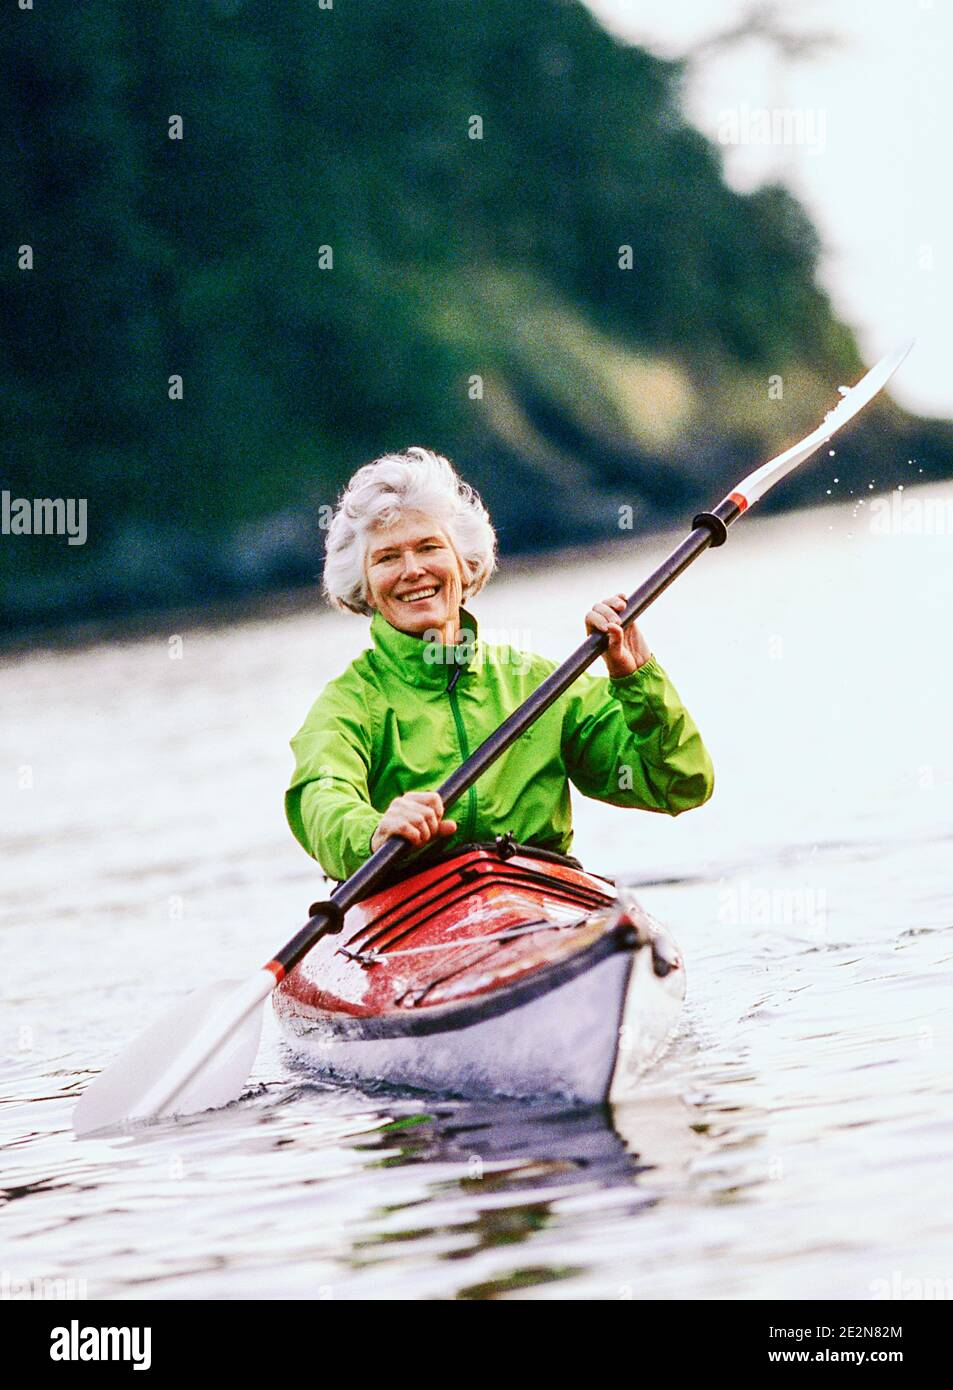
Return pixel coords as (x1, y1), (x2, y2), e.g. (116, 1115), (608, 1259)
(344, 916), (588, 962)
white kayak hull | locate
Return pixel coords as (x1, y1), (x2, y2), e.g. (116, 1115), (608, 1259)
(277, 920), (685, 1105)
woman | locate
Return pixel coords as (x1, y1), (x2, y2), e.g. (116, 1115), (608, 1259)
(286, 447), (714, 882)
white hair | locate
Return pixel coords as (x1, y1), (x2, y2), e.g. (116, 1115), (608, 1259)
(322, 447), (498, 615)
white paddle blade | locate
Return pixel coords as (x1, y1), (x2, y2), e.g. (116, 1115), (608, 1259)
(737, 339), (915, 507)
(73, 971), (275, 1136)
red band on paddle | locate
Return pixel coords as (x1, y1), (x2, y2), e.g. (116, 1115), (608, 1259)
(264, 960), (286, 984)
(727, 491), (748, 512)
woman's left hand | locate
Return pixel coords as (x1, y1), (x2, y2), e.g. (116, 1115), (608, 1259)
(585, 593), (652, 679)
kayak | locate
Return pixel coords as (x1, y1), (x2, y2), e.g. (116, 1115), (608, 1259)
(273, 839), (685, 1103)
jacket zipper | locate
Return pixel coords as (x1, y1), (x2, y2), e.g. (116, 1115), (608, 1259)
(446, 664), (477, 842)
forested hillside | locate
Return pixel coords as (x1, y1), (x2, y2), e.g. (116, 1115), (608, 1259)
(1, 0), (948, 631)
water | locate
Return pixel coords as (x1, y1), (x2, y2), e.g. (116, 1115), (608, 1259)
(3, 484), (952, 1301)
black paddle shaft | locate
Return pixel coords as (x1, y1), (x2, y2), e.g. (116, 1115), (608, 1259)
(272, 498), (741, 976)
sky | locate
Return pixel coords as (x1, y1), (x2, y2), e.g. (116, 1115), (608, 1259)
(584, 0), (951, 419)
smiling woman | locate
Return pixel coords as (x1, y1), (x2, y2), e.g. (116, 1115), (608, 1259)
(286, 447), (714, 882)
(286, 444), (716, 878)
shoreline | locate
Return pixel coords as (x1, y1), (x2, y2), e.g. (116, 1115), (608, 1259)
(0, 522), (686, 661)
(2, 476), (949, 660)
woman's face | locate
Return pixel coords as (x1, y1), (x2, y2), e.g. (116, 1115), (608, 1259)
(364, 512), (464, 637)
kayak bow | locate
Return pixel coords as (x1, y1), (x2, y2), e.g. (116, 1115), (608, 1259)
(274, 842), (685, 1103)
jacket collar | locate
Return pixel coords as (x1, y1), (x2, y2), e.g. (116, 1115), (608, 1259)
(369, 606), (480, 689)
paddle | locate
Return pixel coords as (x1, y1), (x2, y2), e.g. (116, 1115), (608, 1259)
(73, 339), (914, 1135)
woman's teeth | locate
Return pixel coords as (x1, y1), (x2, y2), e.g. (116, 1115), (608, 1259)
(397, 586), (439, 603)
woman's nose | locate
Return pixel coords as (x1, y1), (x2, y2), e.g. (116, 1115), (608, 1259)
(401, 551), (425, 575)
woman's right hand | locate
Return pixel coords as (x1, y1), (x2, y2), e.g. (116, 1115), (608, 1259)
(370, 791), (457, 853)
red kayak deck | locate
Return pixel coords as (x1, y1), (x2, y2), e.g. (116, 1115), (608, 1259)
(274, 845), (626, 1029)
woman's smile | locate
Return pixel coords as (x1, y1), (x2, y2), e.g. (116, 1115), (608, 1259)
(396, 584), (440, 604)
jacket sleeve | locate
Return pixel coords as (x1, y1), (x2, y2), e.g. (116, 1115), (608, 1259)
(285, 676), (382, 881)
(560, 656), (714, 814)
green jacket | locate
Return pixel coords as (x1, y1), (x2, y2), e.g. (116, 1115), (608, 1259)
(286, 607), (714, 881)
